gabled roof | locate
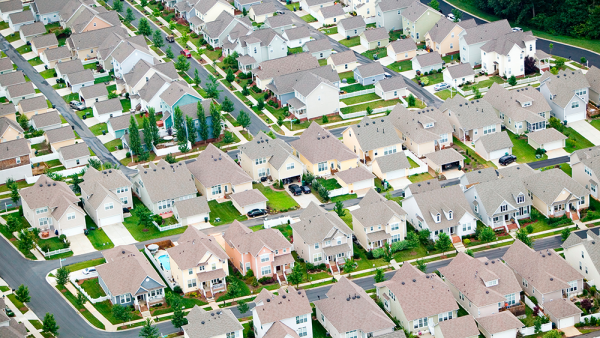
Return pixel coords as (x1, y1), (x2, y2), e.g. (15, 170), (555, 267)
(523, 168), (589, 206)
(377, 0), (415, 12)
(586, 66), (600, 96)
(437, 316), (480, 338)
(159, 81), (201, 107)
(18, 95), (47, 113)
(32, 0), (70, 15)
(253, 52), (319, 79)
(355, 62), (385, 78)
(167, 226), (228, 271)
(42, 46), (71, 61)
(30, 110), (61, 129)
(329, 50), (357, 65)
(527, 128), (567, 145)
(483, 84), (549, 124)
(361, 27), (389, 42)
(474, 131), (513, 152)
(0, 137), (28, 161)
(223, 220), (291, 256)
(183, 307), (243, 338)
(45, 125), (75, 143)
(346, 116), (402, 151)
(188, 143), (252, 187)
(439, 95), (500, 131)
(195, 0), (233, 15)
(0, 71), (25, 88)
(540, 69), (590, 108)
(250, 2), (275, 15)
(304, 0), (334, 6)
(253, 286), (312, 325)
(388, 104), (453, 144)
(414, 51), (443, 68)
(94, 98), (123, 115)
(292, 202), (352, 245)
(20, 175), (83, 219)
(562, 230), (600, 279)
(405, 185), (473, 231)
(56, 59), (84, 75)
(283, 25), (311, 41)
(174, 196), (210, 219)
(427, 17), (476, 44)
(444, 62), (475, 79)
(67, 26), (126, 50)
(470, 176), (531, 216)
(80, 166), (131, 199)
(461, 19), (511, 45)
(124, 59), (178, 88)
(304, 38), (331, 53)
(31, 33), (58, 49)
(293, 72), (335, 97)
(134, 160), (197, 203)
(290, 122), (358, 164)
(203, 10), (237, 38)
(0, 117), (22, 137)
(264, 14), (293, 28)
(388, 38), (417, 54)
(238, 28), (281, 48)
(0, 58), (12, 73)
(6, 82), (35, 97)
(481, 30), (536, 56)
(239, 131), (296, 169)
(476, 311), (523, 334)
(372, 151), (411, 173)
(319, 3), (344, 18)
(229, 189), (267, 207)
(401, 1), (436, 22)
(80, 83), (108, 99)
(0, 0), (23, 13)
(424, 148), (464, 166)
(66, 69), (94, 85)
(19, 22), (46, 37)
(107, 113), (131, 131)
(376, 76), (407, 93)
(353, 188), (406, 229)
(543, 298), (581, 319)
(8, 11), (34, 24)
(112, 38), (151, 64)
(58, 142), (89, 161)
(338, 16), (365, 30)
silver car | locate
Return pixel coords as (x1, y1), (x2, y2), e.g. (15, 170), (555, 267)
(434, 83), (451, 91)
(70, 100), (85, 110)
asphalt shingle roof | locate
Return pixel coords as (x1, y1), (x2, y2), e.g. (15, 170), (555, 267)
(187, 144), (252, 188)
(31, 110), (61, 129)
(462, 19), (511, 45)
(290, 122), (357, 164)
(439, 96), (500, 131)
(475, 131), (513, 152)
(19, 22), (45, 37)
(414, 51), (443, 68)
(540, 69), (590, 108)
(361, 27), (389, 42)
(183, 307), (243, 338)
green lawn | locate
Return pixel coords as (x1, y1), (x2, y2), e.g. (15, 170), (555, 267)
(413, 72), (444, 86)
(7, 294), (27, 313)
(89, 123), (108, 136)
(63, 93), (79, 102)
(318, 59), (327, 66)
(288, 47), (304, 54)
(85, 216), (113, 250)
(313, 319), (328, 338)
(93, 300), (141, 325)
(362, 47), (387, 61)
(469, 76), (505, 90)
(29, 320), (43, 330)
(208, 200), (247, 225)
(39, 69), (57, 79)
(341, 93), (380, 105)
(317, 178), (342, 190)
(252, 183), (299, 211)
(122, 198), (187, 241)
(5, 32), (20, 42)
(94, 76), (111, 84)
(338, 71), (356, 84)
(274, 224), (293, 241)
(83, 63), (96, 70)
(434, 89), (463, 100)
(15, 45), (32, 54)
(0, 22), (8, 30)
(322, 26), (337, 35)
(564, 127), (594, 153)
(55, 285), (105, 329)
(28, 57), (44, 66)
(65, 258), (106, 273)
(454, 136), (496, 168)
(301, 14), (317, 22)
(339, 36), (361, 47)
(104, 138), (122, 151)
(120, 99), (131, 112)
(387, 60), (413, 72)
(409, 172), (434, 183)
(37, 237), (67, 252)
(507, 130), (547, 163)
(80, 278), (107, 298)
(331, 193), (358, 203)
(341, 83), (375, 93)
(340, 99), (402, 114)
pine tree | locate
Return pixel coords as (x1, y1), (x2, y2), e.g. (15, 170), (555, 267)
(10, 183), (19, 205)
(6, 215), (20, 233)
(42, 313), (59, 336)
(226, 68), (235, 83)
(166, 46), (174, 59)
(171, 302), (188, 330)
(205, 75), (220, 99)
(173, 106), (187, 144)
(128, 115), (143, 155)
(147, 108), (160, 145)
(333, 201), (345, 217)
(138, 18), (152, 37)
(152, 29), (163, 49)
(236, 110), (251, 131)
(210, 102), (222, 139)
(139, 318), (160, 338)
(197, 102), (209, 141)
(185, 115), (197, 144)
(193, 68), (201, 86)
(142, 118), (154, 153)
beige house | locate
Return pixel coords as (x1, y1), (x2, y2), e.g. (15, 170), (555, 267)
(542, 299), (582, 330)
(20, 174), (87, 236)
(172, 196), (210, 226)
(290, 122), (359, 177)
(187, 144), (252, 201)
(45, 126), (76, 152)
(424, 148), (464, 174)
(40, 46), (72, 69)
(563, 229), (600, 289)
(527, 128), (567, 152)
(239, 131), (304, 183)
(184, 307), (243, 338)
(570, 146), (600, 200)
(476, 312), (524, 338)
(299, 0), (336, 17)
(387, 38), (417, 62)
(375, 263), (458, 335)
(342, 116), (403, 164)
(474, 131), (513, 161)
(66, 26), (126, 61)
(334, 165), (375, 193)
(372, 151), (411, 181)
(57, 142), (90, 169)
(352, 188), (406, 251)
(436, 316), (480, 338)
(252, 287), (313, 338)
(30, 34), (59, 56)
(0, 117), (23, 143)
(586, 65), (600, 105)
(359, 27), (389, 50)
(18, 96), (49, 119)
(388, 104), (453, 158)
(401, 1), (443, 42)
(315, 4), (345, 26)
(80, 167), (133, 227)
(252, 53), (319, 90)
(374, 76), (408, 100)
(248, 2), (275, 23)
(327, 50), (359, 73)
(167, 226), (229, 297)
(439, 95), (502, 143)
(425, 17), (476, 56)
(230, 189), (267, 214)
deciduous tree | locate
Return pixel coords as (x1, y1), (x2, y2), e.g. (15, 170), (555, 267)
(15, 284), (30, 303)
(152, 29), (163, 49)
(435, 232), (452, 255)
(56, 267), (70, 286)
(236, 110), (251, 131)
(42, 313), (59, 336)
(138, 18), (152, 37)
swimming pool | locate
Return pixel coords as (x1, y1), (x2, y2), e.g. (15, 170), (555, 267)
(157, 255), (171, 271)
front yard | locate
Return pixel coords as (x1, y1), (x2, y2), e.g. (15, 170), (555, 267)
(361, 47), (387, 61)
(340, 99), (402, 114)
(507, 130), (547, 163)
(252, 183), (299, 212)
(387, 60), (412, 73)
(208, 200), (247, 225)
(80, 278), (106, 298)
(339, 36), (361, 47)
(413, 72), (444, 86)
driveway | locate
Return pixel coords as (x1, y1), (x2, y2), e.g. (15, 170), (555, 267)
(568, 120), (600, 145)
(350, 45), (368, 54)
(102, 222), (137, 246)
(67, 234), (96, 256)
(328, 33), (345, 41)
(546, 148), (570, 159)
(378, 56), (395, 66)
(288, 190), (322, 208)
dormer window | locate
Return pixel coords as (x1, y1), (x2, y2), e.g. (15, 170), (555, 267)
(500, 205), (507, 212)
(436, 214), (441, 223)
(424, 122), (434, 129)
(521, 101), (532, 107)
(485, 279), (498, 287)
(448, 211), (453, 220)
(517, 194), (525, 204)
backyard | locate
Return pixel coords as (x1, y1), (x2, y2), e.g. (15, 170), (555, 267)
(252, 183), (299, 211)
(413, 72), (444, 86)
(340, 99), (402, 114)
(387, 60), (412, 73)
(122, 198), (187, 241)
(507, 131), (547, 163)
(339, 36), (360, 47)
(208, 200), (247, 225)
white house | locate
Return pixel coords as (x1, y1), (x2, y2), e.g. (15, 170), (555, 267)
(458, 19), (512, 67)
(480, 30), (537, 78)
(539, 69), (590, 124)
(442, 63), (475, 87)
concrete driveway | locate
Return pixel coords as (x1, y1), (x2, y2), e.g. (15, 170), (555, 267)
(68, 233), (96, 256)
(568, 120), (600, 145)
(328, 33), (345, 41)
(102, 222), (137, 246)
(378, 56), (395, 66)
(288, 190), (322, 208)
(546, 148), (570, 159)
(350, 45), (367, 54)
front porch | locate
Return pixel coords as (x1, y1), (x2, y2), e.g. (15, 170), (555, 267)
(550, 196), (583, 219)
(273, 253), (295, 285)
(197, 269), (228, 300)
(366, 230), (391, 251)
(134, 288), (164, 315)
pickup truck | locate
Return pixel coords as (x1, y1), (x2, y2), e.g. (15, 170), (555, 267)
(165, 35), (174, 43)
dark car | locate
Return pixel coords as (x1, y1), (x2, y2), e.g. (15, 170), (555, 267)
(247, 209), (267, 217)
(288, 184), (302, 196)
(301, 185), (311, 194)
(499, 154), (517, 166)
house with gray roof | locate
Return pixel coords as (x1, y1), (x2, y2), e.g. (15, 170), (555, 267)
(0, 0), (23, 21)
(80, 166), (132, 226)
(352, 188), (406, 251)
(458, 19), (512, 66)
(570, 146), (600, 200)
(64, 69), (95, 93)
(316, 4), (345, 26)
(0, 116), (23, 143)
(202, 11), (251, 48)
(442, 63), (475, 87)
(248, 2), (275, 22)
(234, 0), (261, 11)
(476, 311), (524, 338)
(40, 46), (72, 68)
(334, 165), (375, 195)
(0, 58), (13, 75)
(230, 189), (267, 214)
(162, 99), (220, 141)
(238, 131), (304, 182)
(303, 38), (333, 60)
(299, 0), (335, 17)
(387, 38), (417, 62)
(586, 65), (600, 105)
(327, 50), (359, 73)
(439, 96), (502, 143)
(111, 39), (154, 79)
(338, 16), (366, 38)
(159, 81), (202, 116)
(0, 71), (25, 97)
(30, 34), (59, 56)
(354, 62), (385, 86)
(107, 113), (131, 139)
(342, 116), (403, 164)
(401, 1), (442, 42)
(539, 69), (590, 124)
(223, 27), (287, 70)
(30, 110), (62, 131)
(172, 196), (210, 227)
(191, 0), (236, 34)
(97, 245), (166, 310)
(563, 229), (600, 292)
(423, 148), (464, 174)
(184, 307), (243, 338)
(80, 83), (109, 108)
(474, 130), (513, 161)
(253, 52), (319, 89)
(66, 26), (127, 61)
(45, 125), (75, 151)
(92, 98), (123, 123)
(19, 22), (46, 43)
(425, 17), (476, 57)
(375, 0), (416, 32)
(31, 0), (71, 23)
(0, 137), (31, 184)
(372, 151), (411, 182)
(459, 166), (498, 188)
(412, 51), (443, 73)
(58, 141), (90, 169)
(264, 14), (294, 34)
(375, 76), (408, 100)
(436, 316), (479, 338)
(282, 25), (312, 48)
(360, 27), (390, 50)
(0, 299), (26, 338)
(480, 30), (537, 78)
(8, 10), (34, 31)
(252, 286), (313, 338)
(402, 184), (476, 240)
(6, 82), (36, 105)
(527, 127), (567, 152)
(56, 59), (84, 80)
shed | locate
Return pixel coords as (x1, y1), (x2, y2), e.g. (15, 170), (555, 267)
(412, 51), (443, 73)
(229, 189), (268, 214)
(474, 131), (513, 161)
(173, 196), (210, 226)
(527, 128), (567, 152)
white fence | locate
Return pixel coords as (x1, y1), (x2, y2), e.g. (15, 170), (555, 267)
(405, 150), (428, 176)
(93, 72), (109, 79)
(581, 313), (600, 323)
(329, 186), (349, 198)
(31, 152), (59, 164)
(143, 245), (176, 290)
(457, 75), (542, 96)
(339, 88), (375, 99)
(524, 296), (537, 310)
(339, 106), (391, 120)
(54, 167), (87, 177)
(27, 136), (45, 145)
(264, 216), (292, 228)
(520, 322), (553, 335)
(35, 243), (72, 257)
(153, 141), (191, 156)
(152, 220), (185, 232)
(70, 279), (111, 304)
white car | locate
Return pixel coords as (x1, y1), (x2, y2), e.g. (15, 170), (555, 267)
(447, 13), (460, 21)
(434, 83), (451, 91)
(512, 27), (523, 32)
(83, 267), (97, 275)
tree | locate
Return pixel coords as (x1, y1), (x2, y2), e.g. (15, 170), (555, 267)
(164, 153), (176, 164)
(374, 268), (385, 283)
(465, 248), (474, 257)
(171, 301), (187, 330)
(197, 102), (209, 141)
(236, 110), (251, 131)
(142, 118), (154, 155)
(18, 230), (34, 253)
(237, 300), (249, 314)
(108, 92), (118, 99)
(382, 242), (393, 262)
(287, 262), (304, 287)
(10, 183), (19, 205)
(125, 8), (135, 23)
(416, 259), (427, 272)
(17, 114), (28, 130)
(88, 158), (101, 170)
(139, 318), (160, 338)
(405, 232), (419, 250)
(524, 56), (539, 75)
(210, 102), (222, 139)
(543, 330), (562, 338)
(56, 267), (70, 286)
(112, 0), (123, 12)
(174, 55), (190, 72)
(478, 226), (496, 243)
(242, 85), (250, 96)
(429, 0), (439, 10)
(226, 68), (235, 84)
(333, 200), (346, 217)
(242, 7), (248, 16)
(193, 68), (201, 86)
(277, 115), (284, 126)
(173, 106), (187, 144)
(343, 258), (356, 273)
(221, 96), (234, 113)
(418, 229), (431, 245)
(128, 115), (143, 156)
(140, 0), (147, 7)
(138, 18), (152, 37)
(185, 115), (197, 144)
(366, 106), (373, 115)
(257, 98), (265, 110)
(112, 304), (132, 323)
(76, 292), (87, 308)
(581, 57), (587, 65)
(205, 75), (220, 99)
(435, 232), (452, 256)
(451, 8), (461, 22)
(133, 207), (153, 229)
(561, 227), (572, 241)
(181, 32), (189, 46)
(548, 43), (553, 55)
(42, 313), (59, 336)
(147, 108), (160, 145)
(152, 29), (163, 49)
(6, 214), (20, 233)
(166, 46), (174, 59)
(407, 94), (416, 107)
(516, 230), (533, 247)
(508, 75), (517, 86)
(15, 284), (30, 303)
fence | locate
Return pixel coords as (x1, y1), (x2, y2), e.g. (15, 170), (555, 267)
(31, 152), (59, 164)
(143, 245), (176, 290)
(53, 167), (87, 177)
(580, 313), (600, 323)
(153, 141), (191, 156)
(27, 136), (45, 145)
(457, 75), (542, 96)
(339, 107), (391, 120)
(339, 88), (375, 99)
(520, 322), (552, 335)
(35, 243), (72, 257)
(152, 220), (185, 232)
(405, 150), (428, 176)
(264, 216), (292, 228)
(524, 295), (537, 310)
(70, 279), (111, 304)
(329, 186), (349, 198)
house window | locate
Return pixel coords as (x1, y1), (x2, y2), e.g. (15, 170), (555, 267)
(450, 43), (453, 48)
(517, 195), (524, 204)
(438, 311), (452, 322)
(286, 162), (295, 170)
(391, 234), (401, 243)
(585, 166), (593, 176)
(568, 280), (578, 293)
(104, 202), (114, 210)
(199, 266), (205, 271)
(530, 45), (532, 51)
(255, 157), (266, 165)
(296, 314), (308, 324)
(261, 265), (271, 276)
(36, 207), (48, 214)
(506, 293), (516, 305)
(16, 157), (21, 164)
(572, 101), (579, 109)
(315, 243), (319, 249)
(120, 197), (128, 204)
(345, 64), (348, 69)
(211, 185), (222, 195)
(314, 253), (322, 262)
(346, 330), (358, 338)
(483, 124), (496, 135)
(439, 133), (448, 143)
(226, 332), (237, 338)
(474, 204), (479, 213)
(459, 292), (465, 301)
(318, 162), (327, 172)
(583, 251), (585, 258)
(298, 327), (307, 337)
(462, 224), (472, 232)
(576, 89), (587, 96)
(67, 213), (75, 220)
(188, 268), (193, 275)
(260, 254), (270, 262)
(384, 145), (397, 155)
(414, 317), (428, 329)
(158, 199), (172, 210)
(436, 214), (440, 222)
(448, 211), (453, 219)
(39, 217), (51, 226)
(500, 205), (507, 212)
(523, 278), (528, 287)
(187, 279), (197, 288)
(390, 223), (399, 231)
(581, 196), (586, 205)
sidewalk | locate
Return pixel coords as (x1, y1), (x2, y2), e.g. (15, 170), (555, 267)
(64, 282), (118, 331)
(1, 278), (44, 338)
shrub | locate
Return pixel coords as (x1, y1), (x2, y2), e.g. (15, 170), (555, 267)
(258, 276), (274, 284)
(372, 248), (384, 258)
(173, 286), (183, 294)
(463, 238), (471, 245)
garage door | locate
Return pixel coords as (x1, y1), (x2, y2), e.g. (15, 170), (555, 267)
(353, 179), (373, 191)
(100, 214), (123, 227)
(386, 170), (405, 180)
(489, 148), (510, 160)
(62, 226), (85, 237)
(566, 112), (586, 124)
(559, 316), (575, 329)
(542, 140), (564, 151)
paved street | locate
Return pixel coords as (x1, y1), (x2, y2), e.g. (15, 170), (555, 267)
(528, 156), (570, 169)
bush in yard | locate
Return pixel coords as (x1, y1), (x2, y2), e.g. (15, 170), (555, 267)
(317, 185), (329, 201)
(508, 75), (517, 86)
(366, 106), (373, 115)
(561, 227), (572, 241)
(435, 233), (452, 255)
(465, 249), (474, 257)
(516, 229), (533, 247)
(42, 313), (59, 336)
(173, 285), (183, 294)
(258, 276), (273, 284)
(322, 115), (329, 123)
(418, 229), (431, 245)
(407, 94), (416, 107)
(372, 247), (384, 258)
(478, 226), (495, 243)
(257, 98), (265, 110)
(416, 259), (427, 272)
(242, 86), (250, 96)
(463, 238), (471, 245)
(15, 284), (30, 303)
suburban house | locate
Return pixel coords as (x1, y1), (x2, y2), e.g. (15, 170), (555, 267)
(201, 12), (251, 48)
(542, 299), (582, 330)
(166, 226), (229, 297)
(57, 142), (90, 169)
(563, 229), (600, 288)
(187, 144), (253, 201)
(0, 138), (32, 184)
(375, 0), (415, 32)
(158, 81), (203, 116)
(483, 84), (550, 134)
(480, 30), (537, 78)
(56, 59), (84, 80)
(66, 26), (127, 61)
(423, 148), (464, 174)
(131, 160), (198, 214)
(80, 83), (109, 108)
(458, 20), (512, 67)
(290, 123), (359, 177)
(0, 58), (13, 75)
(64, 69), (95, 93)
(352, 188), (406, 251)
(401, 1), (442, 42)
(314, 277), (397, 338)
(122, 61), (179, 112)
(6, 82), (36, 105)
(442, 63), (475, 87)
(19, 22), (46, 42)
(234, 0), (261, 11)
(439, 253), (522, 319)
(45, 126), (75, 152)
(439, 96), (502, 143)
(0, 0), (22, 21)
(0, 297), (26, 337)
(303, 39), (333, 60)
(539, 69), (590, 124)
(425, 17), (476, 56)
(292, 202), (353, 267)
(299, 0), (335, 17)
(238, 131), (304, 182)
(474, 131), (513, 161)
(527, 128), (567, 152)
(192, 0), (236, 34)
(327, 50), (359, 73)
(264, 14), (294, 35)
(96, 245), (166, 311)
(338, 16), (366, 38)
(359, 27), (389, 50)
(183, 307), (243, 338)
(570, 146), (600, 200)
(80, 167), (133, 227)
(252, 287), (313, 338)
(0, 117), (23, 142)
(315, 4), (346, 25)
(342, 116), (402, 164)
(388, 105), (453, 157)
(371, 151), (412, 182)
(107, 114), (131, 139)
(503, 240), (584, 307)
(40, 46), (72, 68)
(522, 168), (589, 218)
(436, 316), (480, 338)
(20, 174), (87, 236)
(31, 0), (68, 23)
(230, 189), (267, 214)
(354, 62), (385, 86)
(463, 176), (532, 230)
(172, 196), (210, 226)
(387, 38), (417, 62)
(375, 76), (408, 100)
(282, 26), (312, 48)
(8, 11), (35, 32)
(476, 312), (524, 338)
(375, 263), (458, 335)
(402, 184), (476, 240)
(30, 111), (62, 131)
(30, 34), (59, 56)
(223, 220), (294, 281)
(223, 28), (287, 69)
(248, 2), (275, 22)
(92, 98), (123, 123)
(586, 65), (600, 105)
(252, 53), (319, 89)
(411, 51), (443, 73)
(110, 39), (154, 79)
(334, 165), (375, 193)
(0, 71), (25, 97)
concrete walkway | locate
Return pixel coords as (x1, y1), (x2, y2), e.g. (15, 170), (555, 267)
(568, 120), (600, 145)
(64, 282), (119, 331)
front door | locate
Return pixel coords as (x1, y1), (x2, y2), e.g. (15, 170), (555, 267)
(450, 227), (454, 234)
(505, 214), (509, 221)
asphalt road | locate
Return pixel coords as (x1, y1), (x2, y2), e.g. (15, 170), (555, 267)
(528, 156), (570, 169)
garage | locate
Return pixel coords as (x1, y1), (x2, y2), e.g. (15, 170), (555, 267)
(543, 298), (581, 330)
(371, 152), (411, 181)
(474, 131), (514, 161)
(230, 190), (268, 215)
(386, 169), (406, 180)
(527, 128), (568, 152)
(559, 317), (575, 329)
(173, 197), (211, 226)
(566, 111), (586, 124)
(62, 226), (85, 237)
(424, 148), (464, 173)
(99, 214), (123, 227)
(335, 166), (376, 194)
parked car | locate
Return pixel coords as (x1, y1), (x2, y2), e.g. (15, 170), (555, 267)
(447, 13), (455, 21)
(70, 100), (85, 110)
(247, 209), (267, 217)
(276, 10), (285, 14)
(166, 35), (175, 42)
(180, 49), (191, 58)
(4, 306), (14, 317)
(434, 83), (451, 91)
(512, 27), (523, 32)
(384, 72), (392, 78)
(499, 154), (517, 166)
(288, 184), (302, 196)
(83, 267), (97, 275)
(301, 185), (311, 194)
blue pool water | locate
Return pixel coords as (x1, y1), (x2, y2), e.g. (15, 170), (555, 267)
(158, 255), (170, 271)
